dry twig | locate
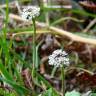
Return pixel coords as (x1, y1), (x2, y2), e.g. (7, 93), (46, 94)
(9, 13), (96, 45)
(83, 18), (96, 33)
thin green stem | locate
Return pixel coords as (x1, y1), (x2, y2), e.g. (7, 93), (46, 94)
(31, 19), (37, 95)
(5, 0), (9, 36)
(4, 0), (11, 71)
(5, 0), (13, 76)
(32, 19), (36, 69)
(4, 0), (8, 45)
(61, 66), (65, 96)
(51, 17), (84, 26)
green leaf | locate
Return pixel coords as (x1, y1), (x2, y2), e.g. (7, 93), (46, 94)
(39, 88), (59, 96)
(92, 93), (96, 96)
(65, 90), (81, 96)
(0, 61), (29, 96)
(0, 60), (13, 81)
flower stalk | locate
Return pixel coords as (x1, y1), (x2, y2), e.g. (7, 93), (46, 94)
(32, 18), (36, 69)
(61, 66), (65, 96)
(21, 6), (40, 90)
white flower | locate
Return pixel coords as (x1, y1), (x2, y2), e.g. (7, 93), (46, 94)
(48, 49), (70, 67)
(21, 6), (40, 20)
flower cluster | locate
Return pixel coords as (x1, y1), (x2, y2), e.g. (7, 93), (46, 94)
(21, 6), (40, 20)
(48, 49), (70, 67)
